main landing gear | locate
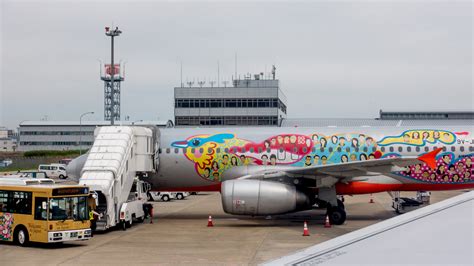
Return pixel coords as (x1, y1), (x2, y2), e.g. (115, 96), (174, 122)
(327, 200), (346, 225)
(317, 187), (347, 225)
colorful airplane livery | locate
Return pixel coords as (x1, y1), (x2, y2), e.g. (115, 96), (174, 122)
(148, 124), (474, 225)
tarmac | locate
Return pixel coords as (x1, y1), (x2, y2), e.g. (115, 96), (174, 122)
(0, 190), (464, 265)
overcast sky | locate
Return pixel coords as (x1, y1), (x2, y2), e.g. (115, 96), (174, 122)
(1, 0), (472, 129)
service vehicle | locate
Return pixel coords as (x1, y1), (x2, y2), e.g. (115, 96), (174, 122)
(38, 164), (68, 179)
(0, 178), (92, 246)
(147, 191), (175, 202)
(118, 179), (151, 230)
(17, 171), (48, 179)
(175, 192), (190, 200)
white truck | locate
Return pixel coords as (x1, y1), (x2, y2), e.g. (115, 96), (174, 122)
(118, 178), (152, 230)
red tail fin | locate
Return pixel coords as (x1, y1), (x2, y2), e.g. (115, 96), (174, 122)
(418, 148), (443, 170)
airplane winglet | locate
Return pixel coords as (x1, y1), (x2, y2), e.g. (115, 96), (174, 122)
(418, 147), (443, 170)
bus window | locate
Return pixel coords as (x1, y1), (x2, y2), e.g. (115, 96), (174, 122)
(49, 196), (87, 221)
(35, 197), (48, 220)
(0, 190), (32, 214)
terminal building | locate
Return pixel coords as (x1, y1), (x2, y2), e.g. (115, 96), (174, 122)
(379, 110), (474, 120)
(174, 74), (287, 126)
(18, 120), (173, 151)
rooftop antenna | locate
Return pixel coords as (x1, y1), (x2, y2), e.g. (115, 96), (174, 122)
(217, 61), (220, 87)
(234, 52), (237, 81)
(198, 80), (205, 88)
(272, 65), (276, 80)
(180, 60), (183, 88)
(209, 81), (215, 87)
(187, 81), (194, 87)
(222, 81), (228, 87)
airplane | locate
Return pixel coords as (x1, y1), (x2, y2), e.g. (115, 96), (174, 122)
(71, 124), (474, 225)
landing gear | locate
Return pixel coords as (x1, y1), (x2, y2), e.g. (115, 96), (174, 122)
(319, 187), (347, 225)
(327, 206), (346, 225)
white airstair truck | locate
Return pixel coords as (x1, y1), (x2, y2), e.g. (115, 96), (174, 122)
(79, 126), (157, 231)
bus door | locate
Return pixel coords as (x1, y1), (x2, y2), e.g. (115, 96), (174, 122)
(32, 196), (49, 242)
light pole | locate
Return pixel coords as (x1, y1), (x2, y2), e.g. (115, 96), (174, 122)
(105, 26), (122, 125)
(79, 112), (94, 155)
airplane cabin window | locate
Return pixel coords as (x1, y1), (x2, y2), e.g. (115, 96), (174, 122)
(174, 148), (179, 154)
(191, 148), (196, 154)
(460, 146), (465, 152)
(416, 147), (420, 152)
(224, 148), (229, 153)
(208, 148), (212, 153)
(241, 148), (246, 153)
(346, 147), (350, 152)
(407, 147), (411, 152)
(320, 147), (324, 152)
(216, 148), (221, 153)
(250, 147), (254, 153)
(166, 148), (170, 154)
(398, 147), (403, 152)
(199, 148), (204, 153)
(389, 147), (394, 152)
(266, 148), (271, 153)
(355, 148), (359, 152)
(293, 147), (298, 153)
(469, 146), (474, 152)
(381, 147), (385, 152)
(328, 147), (333, 152)
(363, 147), (368, 152)
(158, 148), (162, 154)
(312, 147), (316, 152)
(442, 146), (447, 152)
(433, 146), (438, 151)
(258, 147), (262, 153)
(424, 147), (429, 152)
(450, 146), (455, 152)
(302, 147), (307, 153)
(372, 147), (376, 152)
(336, 147), (341, 152)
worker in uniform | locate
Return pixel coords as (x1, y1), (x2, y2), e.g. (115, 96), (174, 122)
(88, 194), (101, 236)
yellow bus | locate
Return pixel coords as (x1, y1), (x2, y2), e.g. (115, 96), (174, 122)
(0, 178), (92, 246)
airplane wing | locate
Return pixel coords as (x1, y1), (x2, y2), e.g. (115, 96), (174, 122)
(283, 157), (420, 178)
(239, 148), (442, 182)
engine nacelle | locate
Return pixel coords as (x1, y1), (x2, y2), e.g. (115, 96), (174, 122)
(221, 180), (314, 215)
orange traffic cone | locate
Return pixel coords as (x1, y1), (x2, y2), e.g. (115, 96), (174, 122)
(302, 221), (310, 236)
(324, 215), (331, 228)
(369, 194), (375, 203)
(207, 215), (214, 227)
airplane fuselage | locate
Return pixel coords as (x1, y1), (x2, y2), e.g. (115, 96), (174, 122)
(149, 125), (474, 194)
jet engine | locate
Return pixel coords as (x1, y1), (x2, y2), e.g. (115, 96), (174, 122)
(221, 179), (314, 215)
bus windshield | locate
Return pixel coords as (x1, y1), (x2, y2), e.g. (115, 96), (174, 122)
(49, 196), (88, 221)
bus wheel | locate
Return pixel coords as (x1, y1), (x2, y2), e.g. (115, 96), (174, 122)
(15, 227), (29, 246)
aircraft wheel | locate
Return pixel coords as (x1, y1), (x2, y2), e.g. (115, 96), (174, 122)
(121, 221), (127, 231)
(327, 206), (346, 225)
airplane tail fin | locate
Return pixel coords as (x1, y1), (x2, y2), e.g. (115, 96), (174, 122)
(418, 148), (443, 170)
